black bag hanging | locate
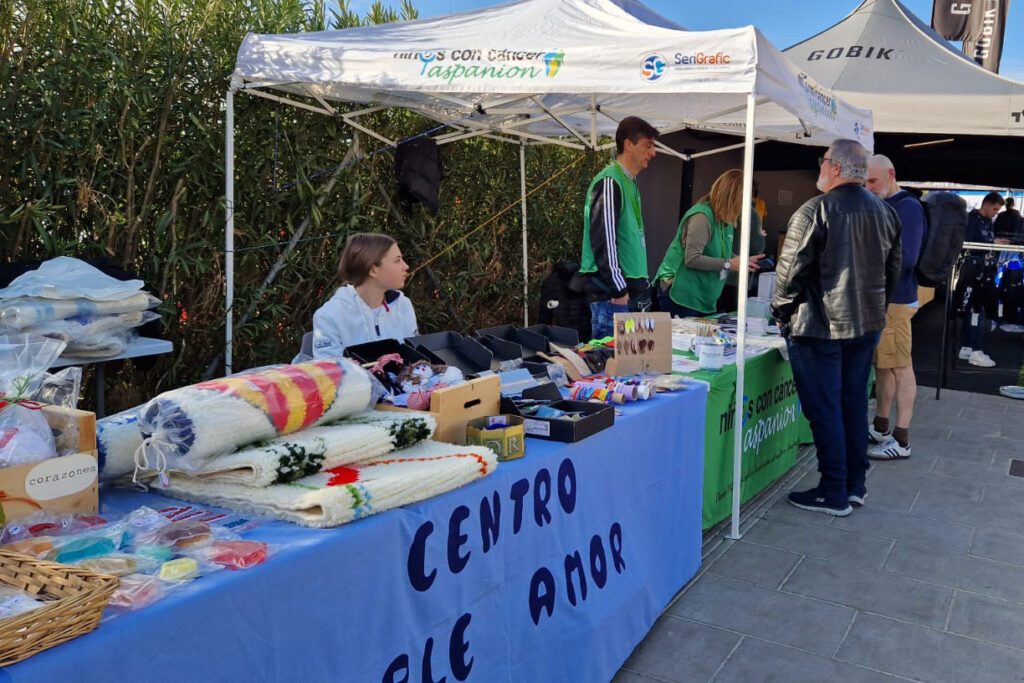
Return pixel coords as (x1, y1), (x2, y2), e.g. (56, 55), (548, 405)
(953, 253), (984, 317)
(395, 137), (443, 215)
(917, 192), (967, 287)
(997, 259), (1024, 325)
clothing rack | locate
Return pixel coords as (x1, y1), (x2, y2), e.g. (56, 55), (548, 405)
(936, 242), (1022, 400)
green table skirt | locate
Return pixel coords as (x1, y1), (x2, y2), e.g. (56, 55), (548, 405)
(676, 347), (812, 529)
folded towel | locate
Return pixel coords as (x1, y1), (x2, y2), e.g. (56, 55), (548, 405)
(190, 412), (436, 487)
(136, 358), (373, 476)
(160, 441), (498, 528)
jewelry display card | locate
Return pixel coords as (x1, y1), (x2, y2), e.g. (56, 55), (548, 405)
(612, 312), (671, 375)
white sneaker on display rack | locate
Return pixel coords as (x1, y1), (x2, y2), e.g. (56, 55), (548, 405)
(958, 346), (973, 360)
(968, 350), (996, 367)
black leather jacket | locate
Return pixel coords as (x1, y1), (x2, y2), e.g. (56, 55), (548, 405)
(771, 183), (902, 339)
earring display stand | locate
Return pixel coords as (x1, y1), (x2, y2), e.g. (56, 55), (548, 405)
(610, 312), (671, 375)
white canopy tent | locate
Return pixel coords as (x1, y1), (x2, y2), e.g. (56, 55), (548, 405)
(226, 0), (873, 537)
(784, 0), (1024, 136)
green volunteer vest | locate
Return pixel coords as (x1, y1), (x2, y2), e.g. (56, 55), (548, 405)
(654, 202), (733, 314)
(580, 162), (648, 283)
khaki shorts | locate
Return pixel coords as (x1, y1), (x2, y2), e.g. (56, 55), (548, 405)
(874, 304), (917, 369)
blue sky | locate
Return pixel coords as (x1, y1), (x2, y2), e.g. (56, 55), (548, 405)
(349, 0), (1024, 81)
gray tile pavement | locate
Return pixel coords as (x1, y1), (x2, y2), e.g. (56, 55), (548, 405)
(614, 387), (1024, 682)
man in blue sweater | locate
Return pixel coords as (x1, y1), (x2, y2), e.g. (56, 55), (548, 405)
(865, 156), (925, 460)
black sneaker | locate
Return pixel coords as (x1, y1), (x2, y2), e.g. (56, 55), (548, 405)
(787, 488), (853, 516)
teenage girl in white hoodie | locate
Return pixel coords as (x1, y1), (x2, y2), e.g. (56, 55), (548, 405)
(312, 233), (418, 359)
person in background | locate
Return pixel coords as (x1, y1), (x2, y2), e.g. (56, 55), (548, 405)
(579, 116), (659, 339)
(959, 192), (1008, 367)
(994, 196), (1024, 244)
(718, 192), (768, 312)
(752, 180), (767, 224)
(312, 232), (417, 358)
(655, 169), (763, 318)
(864, 155), (925, 461)
(772, 140), (901, 516)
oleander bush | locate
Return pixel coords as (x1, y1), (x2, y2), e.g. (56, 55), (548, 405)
(0, 0), (606, 410)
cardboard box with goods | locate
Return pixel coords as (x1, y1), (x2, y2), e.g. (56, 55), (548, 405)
(377, 375), (501, 445)
(0, 406), (98, 524)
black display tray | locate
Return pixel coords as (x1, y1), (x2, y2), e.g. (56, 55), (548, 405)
(406, 331), (493, 375)
(499, 383), (614, 443)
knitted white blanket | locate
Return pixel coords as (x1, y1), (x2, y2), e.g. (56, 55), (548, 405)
(190, 412), (436, 487)
(135, 358), (373, 476)
(161, 441), (498, 528)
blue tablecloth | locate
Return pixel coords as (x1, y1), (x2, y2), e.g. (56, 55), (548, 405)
(2, 384), (707, 683)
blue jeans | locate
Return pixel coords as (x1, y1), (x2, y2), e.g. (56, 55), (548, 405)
(590, 301), (629, 339)
(657, 289), (704, 319)
(961, 311), (985, 350)
(786, 332), (881, 501)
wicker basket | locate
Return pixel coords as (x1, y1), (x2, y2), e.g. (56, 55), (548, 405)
(0, 549), (119, 667)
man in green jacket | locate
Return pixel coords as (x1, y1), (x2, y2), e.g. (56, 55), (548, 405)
(580, 116), (659, 339)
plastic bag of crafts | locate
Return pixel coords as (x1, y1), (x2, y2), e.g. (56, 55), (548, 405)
(0, 509), (108, 544)
(0, 335), (67, 467)
(0, 293), (160, 332)
(133, 357), (373, 478)
(0, 583), (47, 619)
(0, 257), (144, 302)
(107, 573), (166, 611)
(47, 522), (130, 565)
(20, 310), (158, 350)
(182, 539), (271, 571)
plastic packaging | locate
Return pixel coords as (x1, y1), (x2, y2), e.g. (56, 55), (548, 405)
(2, 536), (56, 560)
(0, 293), (159, 332)
(133, 358), (373, 478)
(0, 257), (145, 302)
(20, 311), (158, 350)
(108, 573), (164, 610)
(189, 540), (269, 570)
(0, 335), (67, 467)
(77, 553), (160, 577)
(0, 584), (46, 619)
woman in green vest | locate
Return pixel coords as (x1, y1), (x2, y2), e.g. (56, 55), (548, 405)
(655, 169), (764, 318)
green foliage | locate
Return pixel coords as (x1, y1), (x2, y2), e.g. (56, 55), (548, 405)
(0, 0), (606, 411)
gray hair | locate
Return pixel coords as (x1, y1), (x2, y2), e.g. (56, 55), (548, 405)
(828, 139), (868, 181)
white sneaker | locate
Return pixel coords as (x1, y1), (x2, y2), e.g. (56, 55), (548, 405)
(868, 426), (890, 444)
(968, 350), (996, 368)
(868, 437), (911, 460)
(958, 346), (973, 360)
(999, 323), (1024, 333)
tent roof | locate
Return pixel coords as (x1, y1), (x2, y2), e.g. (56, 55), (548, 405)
(233, 0), (872, 150)
(783, 0), (1024, 136)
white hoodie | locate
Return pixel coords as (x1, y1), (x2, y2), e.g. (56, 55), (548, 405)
(312, 285), (418, 359)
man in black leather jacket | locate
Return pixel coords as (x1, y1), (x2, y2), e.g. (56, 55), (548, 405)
(771, 139), (901, 517)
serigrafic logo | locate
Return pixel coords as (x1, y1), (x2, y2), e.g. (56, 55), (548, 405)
(797, 72), (838, 121)
(640, 54), (667, 82)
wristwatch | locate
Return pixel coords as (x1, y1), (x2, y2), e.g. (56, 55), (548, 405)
(723, 260), (731, 271)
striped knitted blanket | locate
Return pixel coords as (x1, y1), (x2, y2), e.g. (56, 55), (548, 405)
(189, 412), (436, 487)
(136, 358), (373, 476)
(160, 441), (498, 528)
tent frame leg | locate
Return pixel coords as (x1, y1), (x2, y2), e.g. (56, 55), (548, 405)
(225, 87), (236, 376)
(727, 92), (757, 541)
(520, 140), (529, 326)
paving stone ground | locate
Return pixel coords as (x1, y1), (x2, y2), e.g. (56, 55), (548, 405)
(614, 387), (1024, 683)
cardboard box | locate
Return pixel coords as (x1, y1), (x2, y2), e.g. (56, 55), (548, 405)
(611, 311), (671, 375)
(0, 406), (98, 523)
(466, 415), (525, 461)
(376, 374), (501, 445)
(500, 384), (615, 443)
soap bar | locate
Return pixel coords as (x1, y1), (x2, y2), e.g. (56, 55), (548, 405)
(56, 537), (116, 564)
(207, 541), (268, 570)
(79, 554), (139, 577)
(4, 537), (56, 560)
(159, 557), (199, 581)
(156, 520), (212, 549)
(109, 574), (163, 610)
(135, 544), (174, 563)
